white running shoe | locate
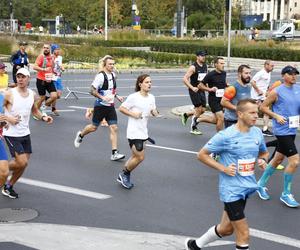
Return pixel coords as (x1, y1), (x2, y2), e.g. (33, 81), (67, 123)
(74, 131), (83, 148)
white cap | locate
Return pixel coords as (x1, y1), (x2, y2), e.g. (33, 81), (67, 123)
(16, 68), (30, 77)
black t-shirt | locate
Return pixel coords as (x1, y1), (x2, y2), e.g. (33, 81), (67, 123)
(202, 70), (227, 98)
(190, 62), (208, 87)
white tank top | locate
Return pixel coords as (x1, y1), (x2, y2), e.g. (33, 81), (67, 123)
(3, 88), (34, 137)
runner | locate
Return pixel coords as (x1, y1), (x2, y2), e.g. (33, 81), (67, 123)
(1, 68), (53, 199)
(181, 50), (208, 135)
(50, 44), (65, 116)
(73, 55), (125, 161)
(117, 74), (158, 189)
(257, 66), (300, 208)
(185, 98), (268, 250)
(10, 41), (29, 86)
(250, 60), (274, 136)
(0, 62), (9, 90)
(221, 65), (252, 128)
(198, 57), (227, 131)
(32, 43), (57, 112)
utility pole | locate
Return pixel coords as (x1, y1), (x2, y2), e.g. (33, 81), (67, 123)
(176, 0), (182, 38)
(227, 0), (232, 68)
(105, 0), (108, 41)
(9, 0), (13, 36)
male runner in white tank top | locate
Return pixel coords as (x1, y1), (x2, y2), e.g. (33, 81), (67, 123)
(1, 68), (52, 199)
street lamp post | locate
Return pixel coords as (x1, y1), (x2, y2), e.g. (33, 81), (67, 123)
(227, 0), (232, 68)
(9, 0), (13, 36)
(105, 0), (108, 41)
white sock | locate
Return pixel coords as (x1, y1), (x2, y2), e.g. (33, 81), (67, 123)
(195, 225), (221, 248)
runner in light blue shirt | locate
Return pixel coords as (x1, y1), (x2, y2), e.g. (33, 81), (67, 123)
(184, 98), (268, 250)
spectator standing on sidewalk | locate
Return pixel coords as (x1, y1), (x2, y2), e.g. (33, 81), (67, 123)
(11, 41), (29, 86)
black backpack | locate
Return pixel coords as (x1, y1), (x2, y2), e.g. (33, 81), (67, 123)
(98, 71), (116, 90)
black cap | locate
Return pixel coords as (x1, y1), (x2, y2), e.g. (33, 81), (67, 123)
(196, 50), (207, 56)
(281, 66), (299, 75)
(19, 41), (28, 46)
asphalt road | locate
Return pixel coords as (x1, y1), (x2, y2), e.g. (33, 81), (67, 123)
(0, 71), (299, 249)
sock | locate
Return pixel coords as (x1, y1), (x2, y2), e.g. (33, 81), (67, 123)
(79, 133), (84, 139)
(123, 168), (131, 175)
(283, 172), (293, 194)
(5, 182), (11, 188)
(52, 107), (56, 111)
(112, 149), (117, 155)
(236, 245), (249, 249)
(194, 116), (199, 126)
(195, 225), (221, 248)
(257, 164), (276, 187)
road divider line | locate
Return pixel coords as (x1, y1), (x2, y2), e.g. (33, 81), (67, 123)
(146, 144), (197, 155)
(19, 178), (111, 200)
(250, 228), (300, 248)
(68, 105), (88, 110)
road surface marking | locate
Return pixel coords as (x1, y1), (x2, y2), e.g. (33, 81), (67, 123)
(19, 178), (111, 200)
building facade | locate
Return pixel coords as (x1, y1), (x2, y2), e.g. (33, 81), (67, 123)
(236, 0), (300, 21)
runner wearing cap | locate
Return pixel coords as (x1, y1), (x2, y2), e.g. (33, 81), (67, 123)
(10, 41), (29, 86)
(181, 50), (208, 135)
(50, 44), (64, 116)
(0, 62), (9, 89)
(257, 65), (300, 208)
(2, 68), (53, 199)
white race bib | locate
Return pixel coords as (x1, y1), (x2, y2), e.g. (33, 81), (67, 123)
(289, 115), (299, 128)
(216, 89), (224, 97)
(238, 158), (255, 177)
(198, 73), (206, 81)
(45, 73), (53, 82)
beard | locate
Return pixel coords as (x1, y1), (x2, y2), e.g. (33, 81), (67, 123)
(43, 51), (50, 56)
(241, 76), (251, 84)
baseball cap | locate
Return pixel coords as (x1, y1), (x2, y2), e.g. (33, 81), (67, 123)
(19, 41), (28, 46)
(16, 68), (30, 77)
(281, 66), (299, 75)
(51, 44), (60, 53)
(0, 62), (6, 69)
(196, 50), (207, 56)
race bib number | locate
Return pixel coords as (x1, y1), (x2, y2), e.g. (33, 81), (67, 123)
(238, 158), (255, 177)
(289, 115), (299, 128)
(45, 73), (53, 82)
(198, 73), (206, 81)
(216, 89), (224, 97)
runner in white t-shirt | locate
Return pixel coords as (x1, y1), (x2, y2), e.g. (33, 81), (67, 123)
(117, 74), (159, 189)
(250, 60), (274, 136)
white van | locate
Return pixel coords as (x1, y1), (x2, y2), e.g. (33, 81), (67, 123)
(272, 23), (298, 40)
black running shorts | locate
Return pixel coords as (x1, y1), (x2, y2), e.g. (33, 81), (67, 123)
(224, 198), (247, 221)
(92, 105), (117, 126)
(275, 135), (297, 157)
(128, 139), (147, 152)
(188, 89), (206, 108)
(36, 78), (57, 96)
(208, 96), (223, 113)
(4, 135), (32, 157)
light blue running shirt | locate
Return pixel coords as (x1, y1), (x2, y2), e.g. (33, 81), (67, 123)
(272, 84), (300, 136)
(204, 125), (267, 202)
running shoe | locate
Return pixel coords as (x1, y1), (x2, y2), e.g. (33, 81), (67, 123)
(117, 172), (134, 189)
(181, 113), (189, 126)
(2, 185), (18, 199)
(262, 129), (273, 137)
(184, 238), (201, 250)
(256, 186), (270, 200)
(276, 164), (285, 170)
(111, 151), (125, 161)
(32, 115), (39, 120)
(74, 131), (83, 148)
(52, 109), (60, 116)
(280, 193), (300, 208)
(190, 127), (202, 135)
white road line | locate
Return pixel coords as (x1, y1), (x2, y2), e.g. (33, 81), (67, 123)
(146, 144), (197, 155)
(67, 85), (185, 89)
(63, 95), (188, 99)
(68, 105), (88, 110)
(250, 228), (300, 248)
(19, 178), (111, 200)
(44, 109), (76, 113)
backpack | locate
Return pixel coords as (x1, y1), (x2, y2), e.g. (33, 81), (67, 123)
(98, 71), (116, 90)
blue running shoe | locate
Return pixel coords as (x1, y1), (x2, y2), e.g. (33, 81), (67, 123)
(280, 193), (300, 208)
(256, 186), (270, 200)
(117, 172), (134, 189)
